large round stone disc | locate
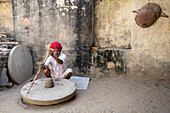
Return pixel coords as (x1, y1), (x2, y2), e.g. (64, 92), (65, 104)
(8, 45), (33, 84)
(21, 78), (76, 105)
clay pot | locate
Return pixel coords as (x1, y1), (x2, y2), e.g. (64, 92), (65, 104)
(135, 9), (156, 28)
(134, 3), (166, 28)
(45, 78), (54, 88)
(141, 3), (161, 19)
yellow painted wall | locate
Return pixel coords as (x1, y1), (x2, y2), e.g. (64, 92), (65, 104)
(0, 0), (13, 33)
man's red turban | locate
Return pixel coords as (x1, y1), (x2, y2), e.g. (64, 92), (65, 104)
(50, 42), (62, 50)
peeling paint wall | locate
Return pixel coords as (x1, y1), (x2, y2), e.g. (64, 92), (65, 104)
(12, 0), (92, 75)
(0, 0), (13, 34)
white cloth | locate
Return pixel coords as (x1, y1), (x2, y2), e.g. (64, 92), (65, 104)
(44, 53), (72, 78)
(60, 68), (73, 78)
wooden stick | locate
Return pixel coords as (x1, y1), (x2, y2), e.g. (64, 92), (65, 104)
(27, 52), (49, 94)
(0, 37), (8, 41)
(7, 38), (15, 41)
(0, 42), (19, 45)
(0, 32), (7, 34)
(0, 48), (11, 52)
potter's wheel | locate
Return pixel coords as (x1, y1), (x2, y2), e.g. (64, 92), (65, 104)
(21, 78), (76, 105)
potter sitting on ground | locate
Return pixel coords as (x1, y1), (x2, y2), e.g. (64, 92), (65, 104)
(39, 41), (72, 79)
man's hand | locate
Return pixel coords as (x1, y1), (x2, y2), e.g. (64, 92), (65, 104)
(39, 64), (47, 70)
(48, 49), (53, 56)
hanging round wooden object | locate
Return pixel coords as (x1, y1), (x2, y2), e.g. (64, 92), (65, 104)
(8, 45), (33, 84)
(21, 78), (76, 105)
(141, 3), (161, 19)
(135, 9), (156, 28)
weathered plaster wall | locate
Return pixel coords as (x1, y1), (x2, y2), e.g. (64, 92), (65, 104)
(127, 0), (170, 78)
(0, 0), (13, 34)
(90, 0), (132, 77)
(92, 0), (170, 78)
(90, 49), (127, 78)
(1, 0), (169, 78)
(13, 0), (92, 75)
(94, 0), (132, 49)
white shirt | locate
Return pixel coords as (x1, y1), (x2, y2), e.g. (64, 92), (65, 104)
(44, 53), (67, 77)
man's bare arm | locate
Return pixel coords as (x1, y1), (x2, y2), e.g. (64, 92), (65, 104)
(49, 49), (63, 64)
(52, 56), (63, 64)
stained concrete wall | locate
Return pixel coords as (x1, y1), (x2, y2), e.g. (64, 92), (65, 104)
(0, 0), (13, 34)
(12, 0), (92, 75)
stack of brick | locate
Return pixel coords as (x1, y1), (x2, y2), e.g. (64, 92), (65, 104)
(0, 31), (19, 87)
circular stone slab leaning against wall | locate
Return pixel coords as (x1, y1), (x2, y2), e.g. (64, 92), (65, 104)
(8, 45), (33, 84)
